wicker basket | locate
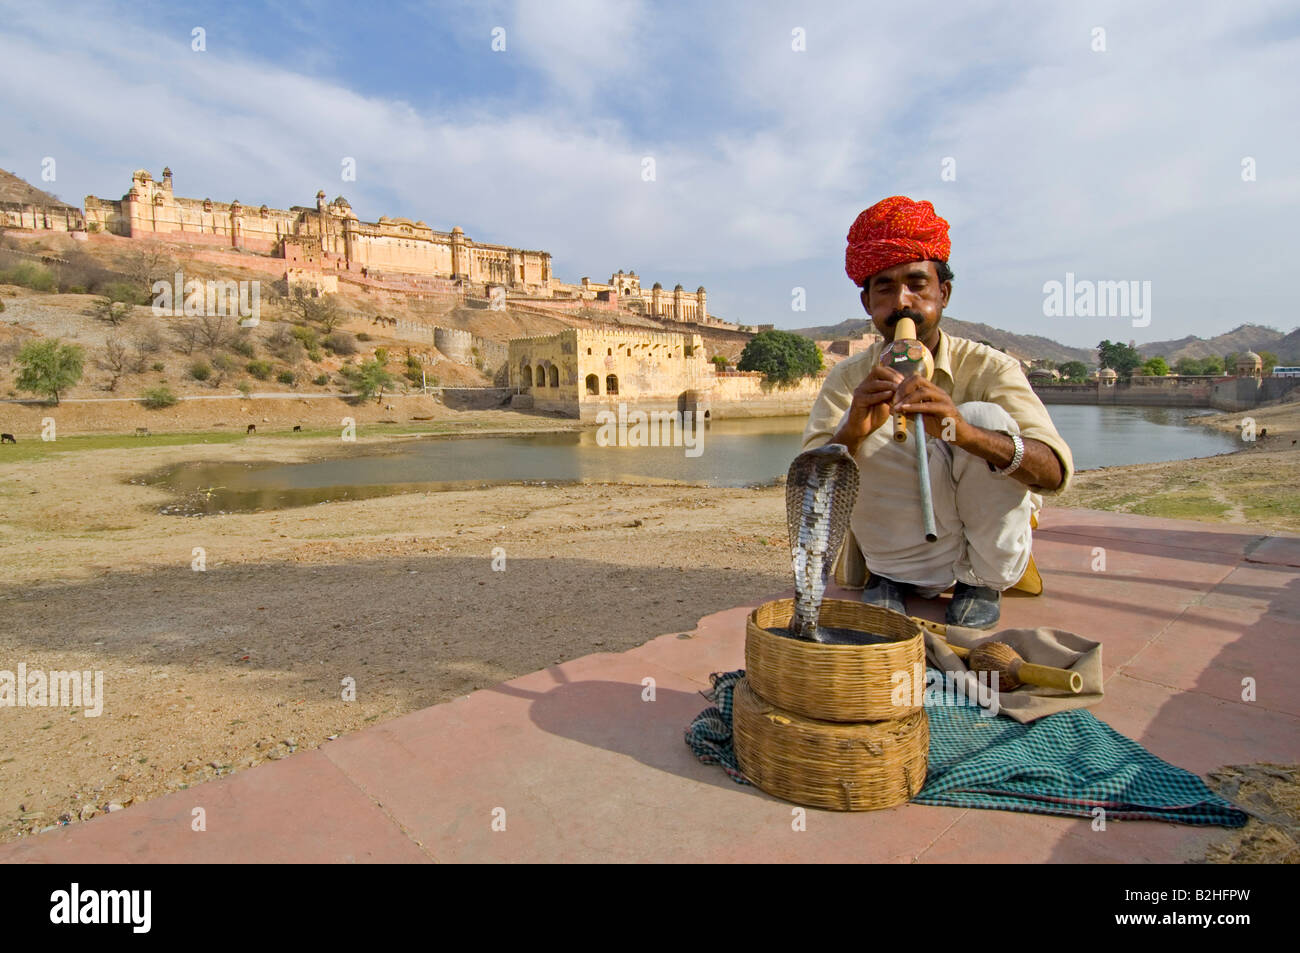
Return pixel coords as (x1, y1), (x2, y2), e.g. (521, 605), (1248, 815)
(733, 677), (928, 811)
(745, 598), (925, 723)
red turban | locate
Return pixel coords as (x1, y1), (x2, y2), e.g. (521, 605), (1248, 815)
(845, 196), (950, 287)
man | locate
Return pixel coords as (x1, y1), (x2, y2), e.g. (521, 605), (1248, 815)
(801, 196), (1073, 628)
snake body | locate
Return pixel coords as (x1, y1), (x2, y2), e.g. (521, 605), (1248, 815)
(786, 443), (861, 642)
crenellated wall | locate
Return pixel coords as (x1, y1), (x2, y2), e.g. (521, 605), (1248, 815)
(84, 167), (554, 293)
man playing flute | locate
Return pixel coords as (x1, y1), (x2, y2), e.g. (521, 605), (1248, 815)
(801, 196), (1073, 629)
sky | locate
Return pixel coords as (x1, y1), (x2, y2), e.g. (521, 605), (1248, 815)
(2, 0), (1297, 347)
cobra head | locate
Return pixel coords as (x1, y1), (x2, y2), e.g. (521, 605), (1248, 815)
(785, 443), (861, 572)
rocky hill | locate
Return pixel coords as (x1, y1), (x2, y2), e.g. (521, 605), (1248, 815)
(0, 168), (80, 211)
(1137, 324), (1298, 363)
(790, 316), (1096, 364)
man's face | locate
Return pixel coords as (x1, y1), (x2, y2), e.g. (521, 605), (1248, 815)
(859, 260), (951, 346)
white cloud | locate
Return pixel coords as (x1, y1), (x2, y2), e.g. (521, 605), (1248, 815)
(0, 0), (1295, 344)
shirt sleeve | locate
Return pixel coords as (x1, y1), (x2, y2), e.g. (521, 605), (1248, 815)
(979, 356), (1076, 493)
(801, 358), (861, 452)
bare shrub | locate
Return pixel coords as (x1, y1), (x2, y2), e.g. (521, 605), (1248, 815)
(101, 336), (129, 391)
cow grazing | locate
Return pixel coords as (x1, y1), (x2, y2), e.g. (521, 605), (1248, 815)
(293, 425), (302, 432)
(135, 427), (150, 437)
(0, 433), (15, 444)
(246, 424), (256, 435)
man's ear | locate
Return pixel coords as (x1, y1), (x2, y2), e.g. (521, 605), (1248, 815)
(859, 286), (870, 311)
(939, 280), (952, 308)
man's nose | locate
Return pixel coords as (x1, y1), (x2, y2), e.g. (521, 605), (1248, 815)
(885, 286), (918, 313)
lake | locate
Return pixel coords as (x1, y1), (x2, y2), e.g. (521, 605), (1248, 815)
(146, 405), (1241, 514)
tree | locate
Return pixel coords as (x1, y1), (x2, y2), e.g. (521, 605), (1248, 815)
(287, 287), (344, 333)
(404, 351), (423, 386)
(1260, 350), (1279, 375)
(1222, 352), (1239, 374)
(120, 242), (177, 291)
(101, 336), (129, 391)
(1201, 355), (1224, 376)
(1142, 356), (1170, 376)
(16, 338), (84, 404)
(1097, 339), (1143, 379)
(737, 330), (824, 385)
(188, 312), (234, 352)
(130, 323), (164, 372)
(1058, 360), (1088, 382)
(340, 358), (395, 402)
(92, 294), (132, 326)
(172, 319), (202, 356)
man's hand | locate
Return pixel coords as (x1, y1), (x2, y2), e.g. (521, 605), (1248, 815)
(832, 363), (903, 452)
(893, 376), (966, 441)
(895, 378), (1065, 490)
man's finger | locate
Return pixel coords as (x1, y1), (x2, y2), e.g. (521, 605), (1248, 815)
(895, 400), (952, 414)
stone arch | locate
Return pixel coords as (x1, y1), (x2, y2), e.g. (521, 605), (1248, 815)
(585, 374), (600, 395)
(548, 365), (559, 387)
(521, 363), (532, 388)
(606, 374), (619, 395)
(535, 366), (546, 387)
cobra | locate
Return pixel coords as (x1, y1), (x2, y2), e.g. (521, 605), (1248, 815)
(786, 443), (860, 642)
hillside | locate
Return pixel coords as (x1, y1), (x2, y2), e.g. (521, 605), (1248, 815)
(1271, 328), (1300, 365)
(0, 168), (80, 211)
(790, 316), (1096, 364)
(1138, 324), (1297, 363)
(0, 230), (759, 417)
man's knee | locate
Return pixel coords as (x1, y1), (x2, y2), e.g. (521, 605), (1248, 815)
(957, 401), (1019, 435)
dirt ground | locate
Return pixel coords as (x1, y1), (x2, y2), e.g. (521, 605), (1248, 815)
(0, 427), (797, 841)
(3, 409), (1297, 856)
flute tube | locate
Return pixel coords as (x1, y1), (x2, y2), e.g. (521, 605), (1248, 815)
(913, 414), (938, 542)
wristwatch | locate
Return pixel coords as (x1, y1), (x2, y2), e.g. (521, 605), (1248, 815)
(988, 433), (1024, 476)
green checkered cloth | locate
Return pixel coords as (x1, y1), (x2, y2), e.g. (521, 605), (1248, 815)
(685, 669), (1247, 827)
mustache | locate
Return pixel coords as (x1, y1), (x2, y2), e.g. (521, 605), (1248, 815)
(886, 308), (925, 326)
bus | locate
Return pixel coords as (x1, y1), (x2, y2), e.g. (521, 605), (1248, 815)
(1274, 366), (1300, 377)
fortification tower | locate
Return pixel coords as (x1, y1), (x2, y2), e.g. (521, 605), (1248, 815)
(450, 225), (466, 279)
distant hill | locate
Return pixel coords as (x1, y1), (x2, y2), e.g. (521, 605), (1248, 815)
(790, 316), (1096, 364)
(0, 168), (79, 210)
(1137, 324), (1297, 363)
(1271, 328), (1300, 364)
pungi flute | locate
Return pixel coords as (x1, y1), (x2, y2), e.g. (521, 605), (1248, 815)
(881, 317), (938, 542)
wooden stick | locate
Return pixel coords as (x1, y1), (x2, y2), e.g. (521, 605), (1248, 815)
(915, 618), (1083, 694)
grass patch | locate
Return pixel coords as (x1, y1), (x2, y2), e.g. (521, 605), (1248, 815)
(0, 431), (245, 462)
(1241, 489), (1300, 524)
(1128, 491), (1231, 520)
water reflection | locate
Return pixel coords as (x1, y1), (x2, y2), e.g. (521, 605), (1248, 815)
(144, 405), (1240, 515)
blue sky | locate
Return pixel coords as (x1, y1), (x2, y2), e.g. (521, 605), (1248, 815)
(2, 0), (1297, 346)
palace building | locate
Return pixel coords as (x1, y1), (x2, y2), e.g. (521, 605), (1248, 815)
(83, 167), (553, 293)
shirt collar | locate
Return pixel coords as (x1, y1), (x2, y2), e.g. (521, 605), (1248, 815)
(932, 329), (954, 385)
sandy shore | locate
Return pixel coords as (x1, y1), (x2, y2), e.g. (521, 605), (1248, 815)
(0, 425), (795, 841)
(1059, 401), (1300, 532)
(3, 407), (1296, 846)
